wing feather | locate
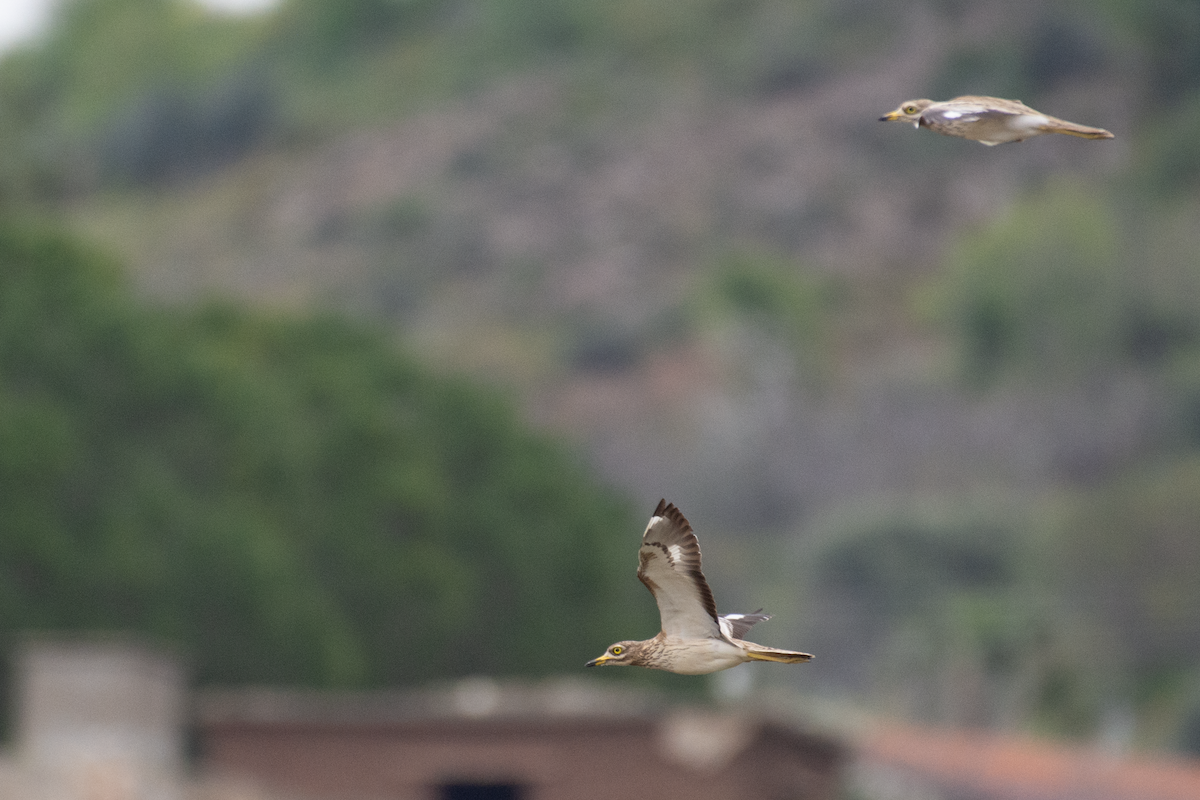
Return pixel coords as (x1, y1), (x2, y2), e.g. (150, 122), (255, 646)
(637, 500), (721, 640)
(718, 610), (771, 641)
(923, 107), (995, 125)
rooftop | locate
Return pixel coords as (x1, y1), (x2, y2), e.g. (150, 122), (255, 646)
(858, 722), (1200, 800)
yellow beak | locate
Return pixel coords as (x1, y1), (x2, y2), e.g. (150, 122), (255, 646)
(585, 653), (612, 667)
(879, 110), (902, 122)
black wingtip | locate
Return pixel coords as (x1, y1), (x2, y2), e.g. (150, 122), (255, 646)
(651, 501), (692, 535)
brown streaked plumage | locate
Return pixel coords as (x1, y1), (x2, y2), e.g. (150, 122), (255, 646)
(585, 500), (812, 675)
(879, 95), (1114, 145)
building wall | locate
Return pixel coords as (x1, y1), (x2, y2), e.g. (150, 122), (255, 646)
(14, 637), (186, 800)
(200, 717), (842, 800)
(736, 727), (844, 800)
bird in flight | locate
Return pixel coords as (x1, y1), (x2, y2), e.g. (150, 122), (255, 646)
(586, 499), (812, 675)
(879, 95), (1114, 145)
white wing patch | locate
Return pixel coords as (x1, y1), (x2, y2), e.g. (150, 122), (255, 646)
(668, 544), (684, 563)
(932, 110), (983, 124)
(717, 610), (772, 641)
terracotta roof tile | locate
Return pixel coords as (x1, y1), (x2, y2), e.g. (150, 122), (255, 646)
(861, 723), (1200, 800)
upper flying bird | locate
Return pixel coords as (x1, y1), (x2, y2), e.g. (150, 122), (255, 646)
(879, 95), (1114, 145)
(585, 499), (812, 675)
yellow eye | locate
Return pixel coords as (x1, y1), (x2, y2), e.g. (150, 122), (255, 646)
(904, 105), (918, 114)
(611, 646), (624, 655)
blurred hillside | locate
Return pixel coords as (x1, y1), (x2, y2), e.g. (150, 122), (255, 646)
(2, 0), (1200, 758)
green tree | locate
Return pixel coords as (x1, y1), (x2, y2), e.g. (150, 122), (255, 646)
(0, 222), (645, 687)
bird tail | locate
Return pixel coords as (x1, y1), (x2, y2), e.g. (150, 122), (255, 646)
(1041, 120), (1114, 140)
(742, 643), (813, 663)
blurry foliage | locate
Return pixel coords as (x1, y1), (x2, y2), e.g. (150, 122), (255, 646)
(339, 194), (495, 318)
(1104, 0), (1200, 105)
(94, 70), (276, 185)
(797, 498), (1094, 731)
(1180, 698), (1200, 756)
(0, 0), (276, 195)
(1054, 458), (1200, 669)
(704, 251), (830, 340)
(798, 458), (1200, 742)
(1050, 457), (1200, 748)
(30, 0), (265, 131)
(564, 315), (647, 375)
(932, 41), (1030, 103)
(932, 12), (1112, 101)
(0, 0), (1195, 196)
(932, 1), (1200, 106)
(278, 0), (446, 60)
(0, 0), (882, 193)
(927, 181), (1200, 387)
(815, 517), (1015, 616)
(1134, 94), (1200, 195)
(691, 250), (837, 385)
(0, 221), (646, 687)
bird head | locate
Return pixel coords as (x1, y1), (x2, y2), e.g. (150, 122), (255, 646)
(585, 641), (640, 667)
(879, 99), (933, 126)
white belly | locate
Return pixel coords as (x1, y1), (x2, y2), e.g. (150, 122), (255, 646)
(974, 113), (1050, 145)
(659, 637), (749, 675)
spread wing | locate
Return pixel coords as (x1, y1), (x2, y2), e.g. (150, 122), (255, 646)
(637, 500), (721, 640)
(718, 610), (771, 641)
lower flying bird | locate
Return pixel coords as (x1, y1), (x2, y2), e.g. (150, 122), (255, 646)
(879, 95), (1114, 145)
(586, 499), (812, 675)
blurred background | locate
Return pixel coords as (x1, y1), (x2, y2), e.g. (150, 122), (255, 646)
(0, 0), (1199, 776)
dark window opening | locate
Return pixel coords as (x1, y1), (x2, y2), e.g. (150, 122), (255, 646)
(440, 782), (523, 800)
